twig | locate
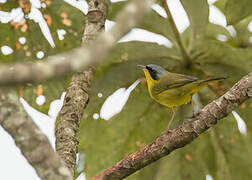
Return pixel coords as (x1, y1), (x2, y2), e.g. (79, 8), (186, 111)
(55, 0), (108, 176)
(0, 0), (153, 86)
(161, 0), (191, 67)
(91, 73), (252, 180)
(0, 88), (72, 180)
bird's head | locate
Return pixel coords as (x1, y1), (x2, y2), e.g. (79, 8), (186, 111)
(138, 64), (167, 81)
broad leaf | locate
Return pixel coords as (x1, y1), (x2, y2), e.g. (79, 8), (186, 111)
(225, 0), (252, 25)
(196, 40), (252, 78)
(0, 0), (85, 112)
(214, 0), (227, 13)
(22, 76), (70, 113)
(181, 23), (232, 50)
(108, 2), (175, 42)
(0, 0), (85, 63)
(181, 0), (209, 47)
(230, 16), (252, 48)
(206, 23), (231, 40)
(96, 41), (179, 77)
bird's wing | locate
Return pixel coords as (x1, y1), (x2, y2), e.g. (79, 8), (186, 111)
(152, 72), (199, 94)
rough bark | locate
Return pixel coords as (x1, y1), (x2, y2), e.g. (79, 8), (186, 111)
(0, 88), (72, 180)
(91, 73), (252, 180)
(0, 0), (153, 86)
(55, 0), (108, 176)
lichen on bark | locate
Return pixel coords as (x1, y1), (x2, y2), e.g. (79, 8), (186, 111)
(0, 88), (72, 180)
(55, 0), (108, 176)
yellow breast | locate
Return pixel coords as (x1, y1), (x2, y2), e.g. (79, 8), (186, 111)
(143, 69), (203, 108)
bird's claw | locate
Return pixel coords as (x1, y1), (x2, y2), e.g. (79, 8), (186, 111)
(190, 111), (200, 118)
(165, 126), (174, 133)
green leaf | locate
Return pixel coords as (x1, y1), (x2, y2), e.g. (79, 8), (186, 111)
(139, 10), (175, 42)
(0, 0), (85, 63)
(214, 0), (227, 13)
(181, 0), (209, 46)
(181, 23), (232, 50)
(229, 16), (252, 48)
(22, 76), (70, 113)
(0, 1), (85, 112)
(196, 40), (252, 79)
(96, 41), (179, 77)
(206, 23), (232, 40)
(107, 1), (125, 20)
(211, 1), (252, 47)
(108, 2), (175, 42)
(225, 0), (252, 25)
(209, 116), (252, 179)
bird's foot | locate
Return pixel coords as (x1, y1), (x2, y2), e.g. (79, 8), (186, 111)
(167, 129), (173, 133)
(191, 111), (200, 118)
(165, 126), (174, 133)
(161, 128), (173, 136)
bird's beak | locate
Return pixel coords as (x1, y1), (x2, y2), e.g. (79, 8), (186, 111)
(137, 64), (146, 69)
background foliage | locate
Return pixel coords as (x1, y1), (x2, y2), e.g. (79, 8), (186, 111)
(1, 0), (252, 179)
(0, 0), (85, 112)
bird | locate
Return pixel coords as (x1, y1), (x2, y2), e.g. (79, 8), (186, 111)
(138, 64), (227, 129)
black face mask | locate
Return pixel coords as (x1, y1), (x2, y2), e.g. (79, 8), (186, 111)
(146, 66), (159, 80)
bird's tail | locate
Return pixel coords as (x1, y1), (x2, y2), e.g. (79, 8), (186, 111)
(191, 76), (228, 95)
(202, 76), (228, 83)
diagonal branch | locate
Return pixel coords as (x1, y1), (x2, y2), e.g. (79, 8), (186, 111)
(0, 88), (72, 180)
(91, 73), (252, 180)
(161, 0), (191, 67)
(0, 0), (153, 86)
(55, 0), (108, 176)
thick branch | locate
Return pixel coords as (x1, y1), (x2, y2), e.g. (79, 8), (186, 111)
(0, 88), (72, 180)
(91, 73), (252, 180)
(55, 0), (108, 176)
(0, 0), (153, 86)
(161, 0), (191, 67)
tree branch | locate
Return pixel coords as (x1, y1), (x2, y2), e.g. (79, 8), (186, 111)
(161, 0), (191, 67)
(0, 0), (153, 86)
(55, 0), (108, 176)
(91, 73), (252, 180)
(0, 88), (72, 180)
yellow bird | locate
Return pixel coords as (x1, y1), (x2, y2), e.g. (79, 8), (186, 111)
(138, 64), (226, 129)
